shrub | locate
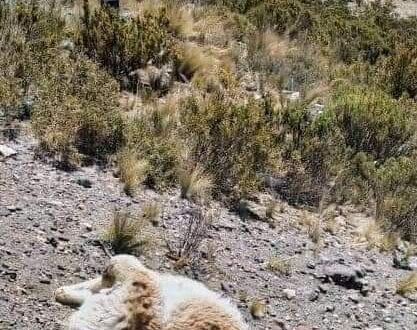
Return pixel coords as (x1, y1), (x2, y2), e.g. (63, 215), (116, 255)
(0, 0), (67, 120)
(180, 92), (279, 201)
(376, 156), (417, 239)
(78, 1), (174, 88)
(323, 86), (414, 161)
(376, 46), (417, 99)
(174, 43), (212, 82)
(266, 255), (291, 275)
(141, 201), (161, 226)
(124, 108), (182, 189)
(31, 54), (124, 166)
(165, 207), (214, 264)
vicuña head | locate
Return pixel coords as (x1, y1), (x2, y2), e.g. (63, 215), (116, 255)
(55, 254), (249, 330)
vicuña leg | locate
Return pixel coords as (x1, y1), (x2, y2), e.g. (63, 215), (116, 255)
(55, 277), (103, 307)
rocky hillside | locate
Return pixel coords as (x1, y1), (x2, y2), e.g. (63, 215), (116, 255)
(2, 1), (417, 329)
(2, 129), (417, 330)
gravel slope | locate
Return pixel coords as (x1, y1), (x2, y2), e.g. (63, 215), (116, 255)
(1, 130), (417, 330)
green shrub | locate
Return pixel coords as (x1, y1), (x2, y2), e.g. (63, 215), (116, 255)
(180, 92), (279, 201)
(376, 46), (417, 99)
(0, 0), (67, 119)
(324, 86), (414, 161)
(78, 2), (174, 88)
(124, 108), (182, 189)
(276, 85), (416, 206)
(374, 156), (417, 239)
(31, 53), (124, 166)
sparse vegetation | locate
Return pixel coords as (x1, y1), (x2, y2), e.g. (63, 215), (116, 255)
(141, 201), (161, 226)
(178, 166), (213, 202)
(103, 211), (148, 255)
(266, 255), (291, 275)
(165, 207), (214, 264)
(249, 299), (266, 319)
(396, 271), (417, 296)
(2, 0), (417, 239)
(117, 149), (149, 195)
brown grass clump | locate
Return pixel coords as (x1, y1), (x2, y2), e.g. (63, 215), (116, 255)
(174, 43), (213, 82)
(357, 220), (399, 252)
(396, 271), (417, 296)
(117, 149), (149, 196)
(141, 201), (161, 226)
(178, 166), (213, 202)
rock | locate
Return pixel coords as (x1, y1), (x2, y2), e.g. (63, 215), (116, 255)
(283, 289), (296, 300)
(325, 305), (335, 312)
(323, 264), (365, 290)
(307, 289), (319, 302)
(76, 177), (92, 188)
(0, 145), (17, 158)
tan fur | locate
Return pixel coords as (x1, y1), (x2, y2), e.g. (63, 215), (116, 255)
(166, 300), (241, 330)
(55, 255), (248, 330)
(125, 273), (161, 330)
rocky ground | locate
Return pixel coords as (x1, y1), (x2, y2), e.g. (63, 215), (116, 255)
(2, 128), (417, 330)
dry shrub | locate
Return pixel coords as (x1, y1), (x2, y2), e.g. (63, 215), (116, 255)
(32, 54), (124, 168)
(174, 43), (213, 82)
(166, 207), (215, 264)
(77, 1), (174, 89)
(180, 92), (279, 202)
(357, 219), (399, 251)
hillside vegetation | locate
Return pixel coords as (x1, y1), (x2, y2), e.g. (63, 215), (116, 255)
(1, 0), (417, 239)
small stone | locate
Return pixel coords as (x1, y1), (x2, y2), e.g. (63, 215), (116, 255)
(283, 289), (296, 300)
(349, 293), (361, 304)
(76, 177), (92, 188)
(0, 145), (17, 158)
(325, 305), (335, 312)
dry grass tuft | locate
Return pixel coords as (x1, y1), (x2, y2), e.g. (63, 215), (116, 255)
(102, 211), (148, 255)
(141, 201), (161, 226)
(265, 199), (282, 220)
(357, 220), (399, 252)
(178, 166), (213, 202)
(396, 271), (417, 296)
(117, 149), (149, 196)
(308, 218), (322, 244)
(266, 255), (291, 275)
(175, 43), (213, 82)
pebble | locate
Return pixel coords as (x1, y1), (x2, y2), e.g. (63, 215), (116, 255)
(283, 289), (296, 300)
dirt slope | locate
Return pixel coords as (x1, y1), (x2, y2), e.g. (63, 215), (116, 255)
(1, 130), (417, 330)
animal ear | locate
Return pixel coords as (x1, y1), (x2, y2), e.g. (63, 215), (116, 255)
(102, 264), (116, 288)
